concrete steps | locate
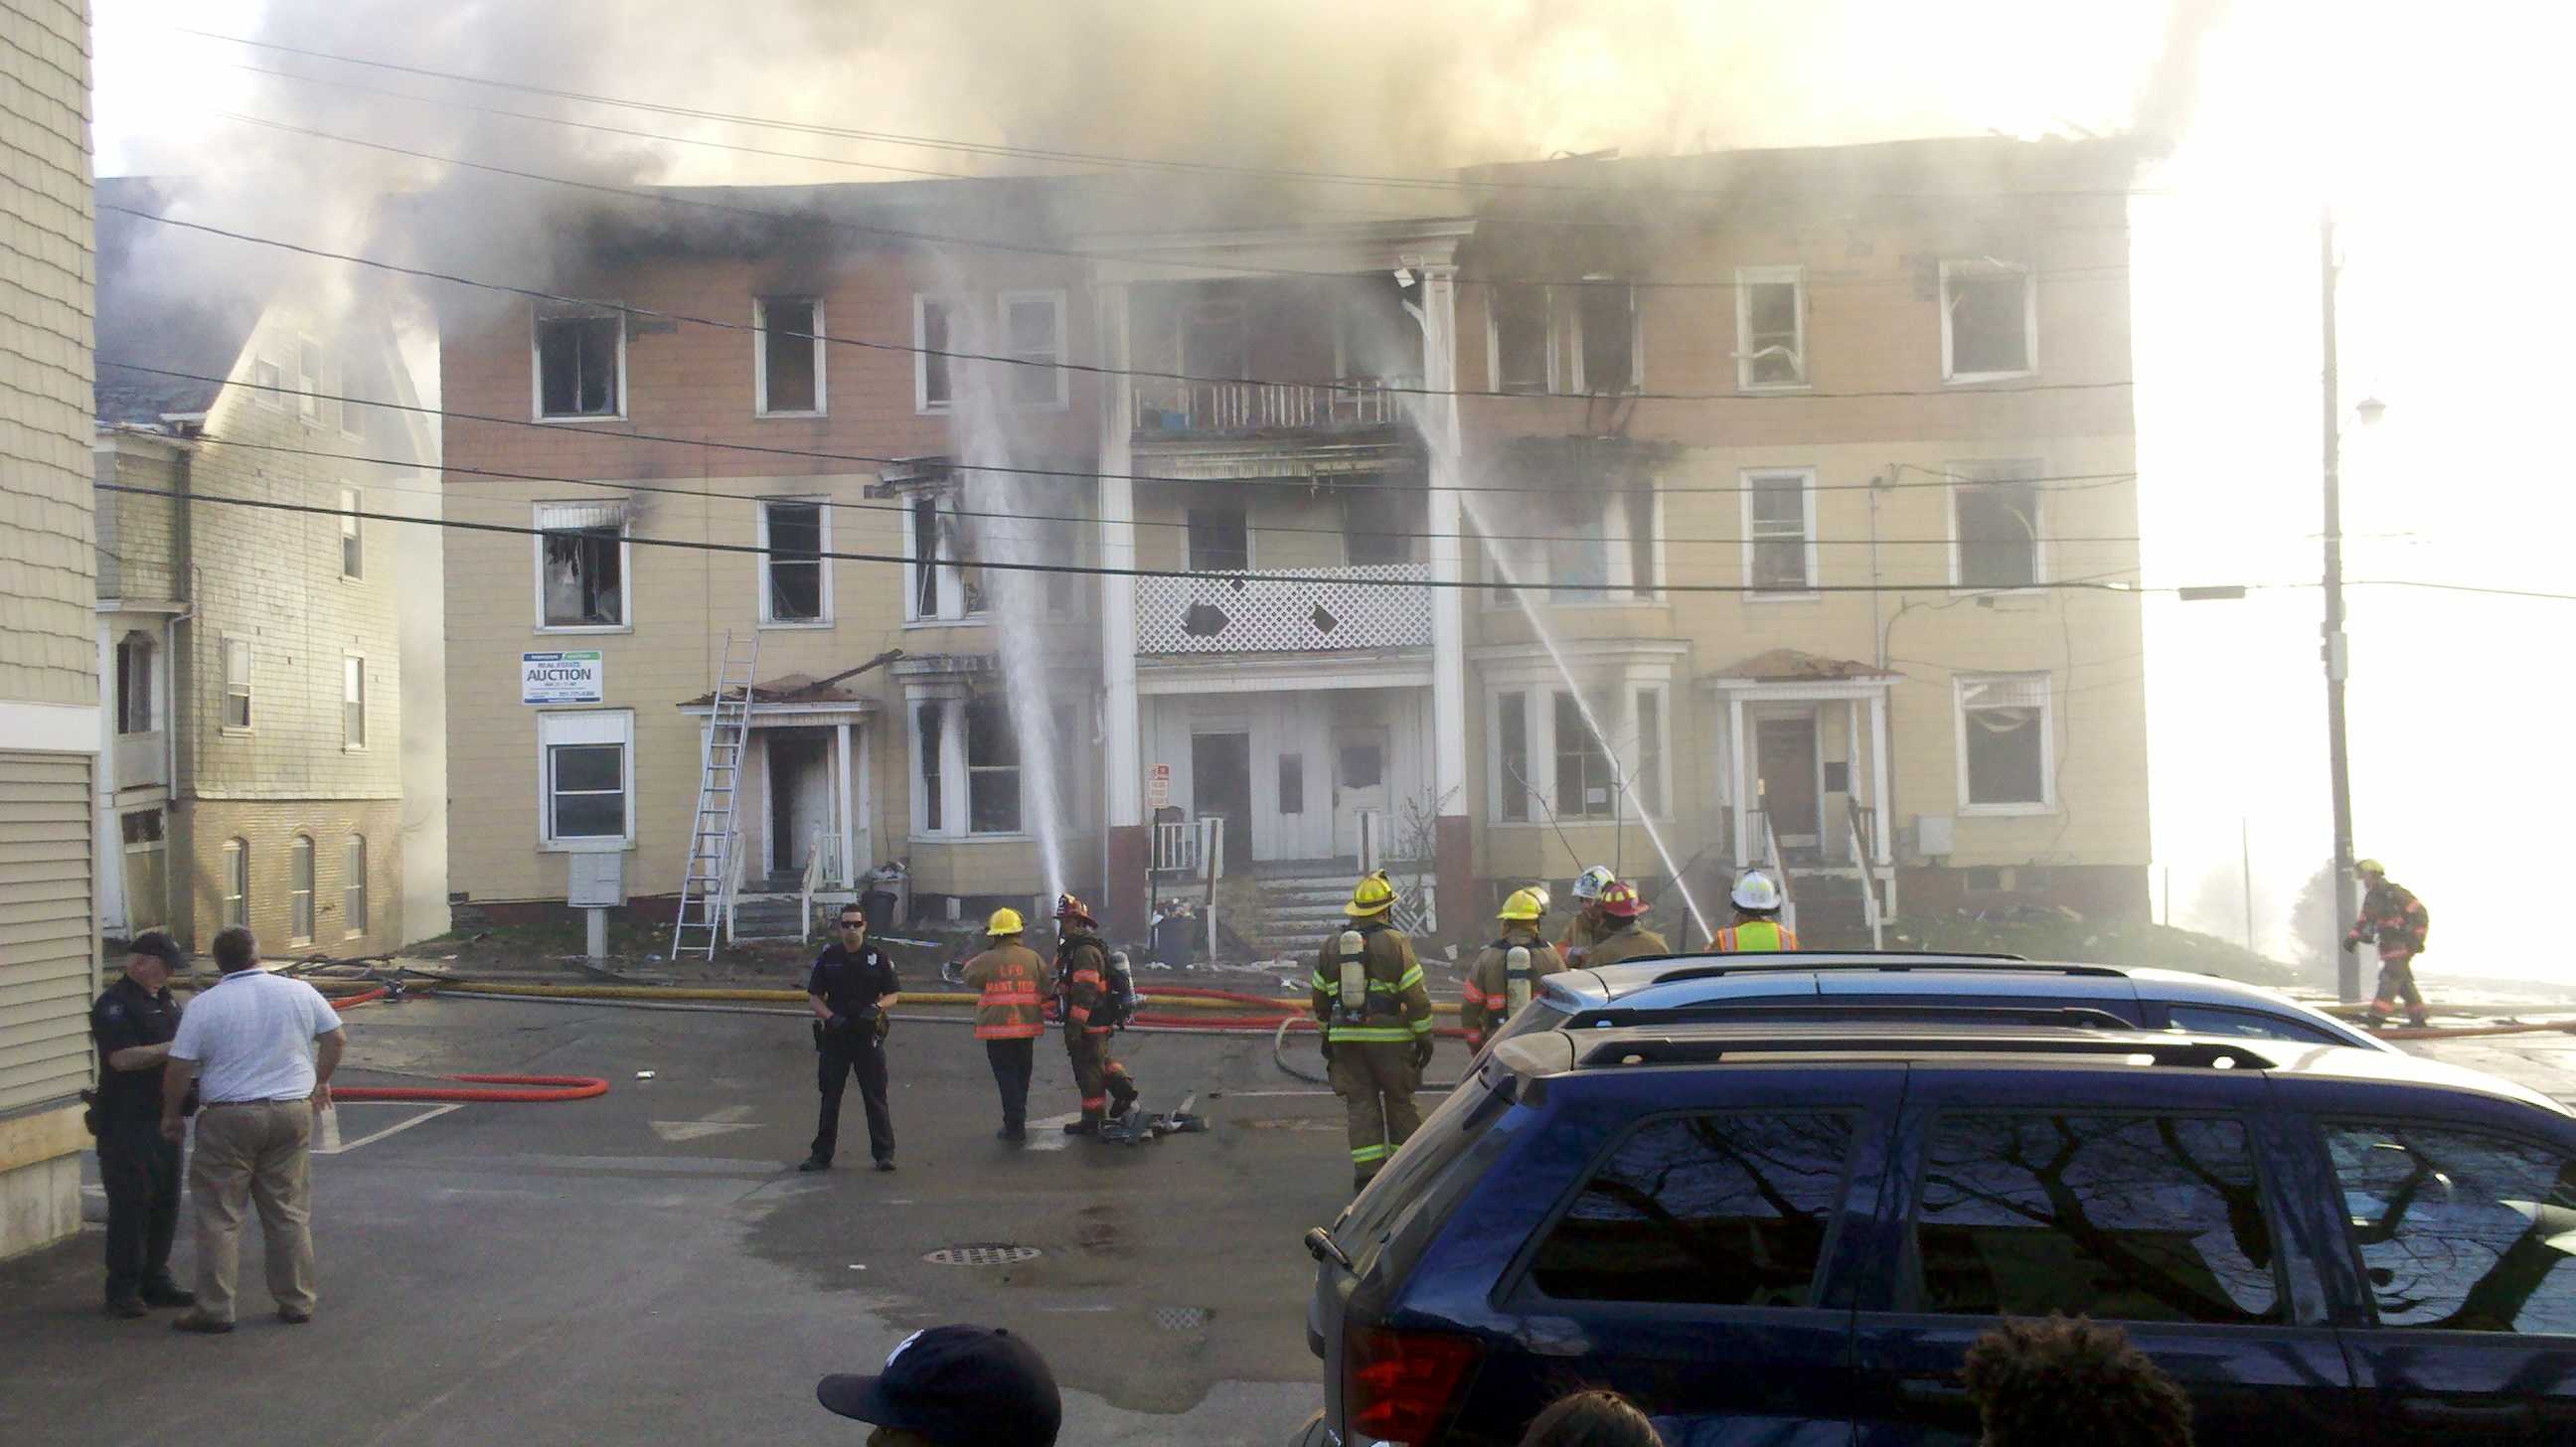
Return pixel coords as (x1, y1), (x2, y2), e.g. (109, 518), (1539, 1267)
(728, 893), (810, 942)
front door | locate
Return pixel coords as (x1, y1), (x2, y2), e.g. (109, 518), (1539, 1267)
(765, 732), (833, 882)
(1191, 731), (1252, 871)
(1332, 726), (1388, 860)
(1756, 716), (1822, 851)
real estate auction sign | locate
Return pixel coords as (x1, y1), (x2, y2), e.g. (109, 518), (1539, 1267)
(521, 650), (604, 705)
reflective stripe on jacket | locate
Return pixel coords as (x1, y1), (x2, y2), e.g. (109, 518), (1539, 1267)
(1712, 920), (1799, 953)
(964, 943), (1047, 1040)
(1310, 922), (1434, 1044)
(1462, 929), (1565, 1045)
(1058, 935), (1116, 1036)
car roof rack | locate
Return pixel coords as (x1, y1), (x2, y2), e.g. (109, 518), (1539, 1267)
(1570, 1026), (2277, 1072)
(1629, 959), (2151, 990)
(1566, 1003), (2139, 1032)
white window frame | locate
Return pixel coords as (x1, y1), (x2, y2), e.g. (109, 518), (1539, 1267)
(1481, 654), (1680, 826)
(220, 635), (253, 733)
(1954, 673), (2057, 816)
(909, 695), (952, 839)
(1486, 283), (1560, 396)
(287, 834), (315, 945)
(339, 486), (363, 579)
(532, 500), (634, 633)
(538, 709), (637, 852)
(342, 834), (368, 937)
(251, 358), (285, 410)
(1565, 278), (1642, 397)
(997, 288), (1069, 411)
(961, 694), (1024, 838)
(913, 294), (965, 414)
(1946, 459), (2047, 593)
(1741, 467), (1820, 600)
(342, 654), (367, 750)
(531, 306), (629, 422)
(900, 493), (990, 627)
(752, 296), (827, 417)
(221, 838), (248, 927)
(1734, 265), (1809, 392)
(756, 497), (833, 627)
(1939, 259), (2038, 384)
(114, 630), (155, 735)
(295, 338), (323, 425)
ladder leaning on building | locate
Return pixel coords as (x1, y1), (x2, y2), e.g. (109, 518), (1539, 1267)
(671, 633), (759, 960)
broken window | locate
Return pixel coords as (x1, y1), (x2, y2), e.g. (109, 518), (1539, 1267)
(965, 696), (1021, 835)
(1497, 690), (1530, 823)
(909, 499), (943, 618)
(535, 311), (622, 417)
(1943, 261), (2034, 379)
(1491, 284), (1551, 395)
(1953, 461), (2042, 589)
(1959, 674), (2051, 809)
(916, 702), (944, 833)
(1188, 507), (1249, 571)
(537, 500), (628, 627)
(916, 296), (960, 410)
(1737, 267), (1807, 388)
(1575, 280), (1636, 394)
(757, 297), (822, 414)
(1555, 691), (1618, 820)
(1342, 487), (1424, 566)
(762, 500), (827, 623)
(1746, 470), (1814, 592)
(1002, 291), (1066, 407)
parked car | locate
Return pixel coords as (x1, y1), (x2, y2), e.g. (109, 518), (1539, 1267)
(1305, 1021), (2576, 1445)
(1483, 951), (2391, 1055)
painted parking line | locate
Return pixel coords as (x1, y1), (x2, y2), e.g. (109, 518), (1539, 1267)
(315, 1102), (463, 1156)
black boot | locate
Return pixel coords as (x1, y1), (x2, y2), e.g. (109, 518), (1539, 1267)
(1062, 1117), (1100, 1137)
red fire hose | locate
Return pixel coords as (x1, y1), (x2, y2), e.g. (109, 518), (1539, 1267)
(318, 985), (611, 1102)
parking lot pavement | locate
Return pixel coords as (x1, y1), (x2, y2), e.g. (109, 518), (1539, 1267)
(2407, 1030), (2576, 1106)
(0, 995), (1353, 1446)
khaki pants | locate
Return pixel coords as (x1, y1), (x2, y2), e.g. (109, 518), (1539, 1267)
(188, 1100), (318, 1321)
(1329, 1042), (1422, 1182)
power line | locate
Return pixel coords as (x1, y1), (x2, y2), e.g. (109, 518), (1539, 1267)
(181, 28), (2166, 206)
(100, 203), (2141, 407)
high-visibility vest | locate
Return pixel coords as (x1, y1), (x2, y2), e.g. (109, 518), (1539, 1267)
(1713, 919), (1799, 953)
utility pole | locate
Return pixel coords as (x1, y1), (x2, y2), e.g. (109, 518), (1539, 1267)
(2240, 818), (2255, 952)
(2321, 211), (2360, 1002)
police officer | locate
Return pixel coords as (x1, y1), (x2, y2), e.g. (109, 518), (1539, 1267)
(1310, 871), (1434, 1191)
(963, 908), (1047, 1143)
(88, 930), (195, 1318)
(1558, 865), (1616, 966)
(800, 902), (901, 1173)
(1581, 881), (1672, 969)
(1710, 870), (1801, 952)
(1052, 893), (1138, 1136)
(1461, 888), (1566, 1049)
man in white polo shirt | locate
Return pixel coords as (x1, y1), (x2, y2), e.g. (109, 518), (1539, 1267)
(159, 925), (345, 1333)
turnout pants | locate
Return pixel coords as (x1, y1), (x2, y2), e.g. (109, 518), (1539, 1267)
(985, 1038), (1037, 1133)
(814, 1033), (894, 1164)
(188, 1101), (318, 1323)
(2371, 953), (2429, 1025)
(1065, 1028), (1137, 1124)
(1330, 1042), (1422, 1183)
(97, 1110), (182, 1303)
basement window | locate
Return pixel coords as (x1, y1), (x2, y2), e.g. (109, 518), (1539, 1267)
(1942, 260), (2036, 382)
(535, 309), (624, 418)
(755, 297), (824, 415)
(536, 500), (630, 629)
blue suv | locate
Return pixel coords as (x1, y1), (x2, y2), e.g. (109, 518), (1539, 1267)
(1305, 1023), (2576, 1445)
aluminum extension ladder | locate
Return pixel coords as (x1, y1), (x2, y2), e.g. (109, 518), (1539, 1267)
(671, 632), (759, 960)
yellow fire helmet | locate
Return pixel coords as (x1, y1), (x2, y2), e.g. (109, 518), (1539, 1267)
(2353, 858), (2386, 879)
(1347, 870), (1397, 917)
(1498, 887), (1546, 922)
(985, 906), (1026, 937)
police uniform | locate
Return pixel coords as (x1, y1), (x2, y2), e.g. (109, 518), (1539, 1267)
(964, 938), (1047, 1140)
(806, 938), (900, 1169)
(89, 974), (188, 1309)
(1461, 927), (1565, 1048)
(1711, 918), (1800, 952)
(1581, 922), (1672, 970)
(1056, 927), (1137, 1133)
(1310, 913), (1434, 1187)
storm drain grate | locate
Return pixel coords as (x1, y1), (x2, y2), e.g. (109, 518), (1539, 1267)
(923, 1243), (1043, 1266)
(1151, 1306), (1209, 1332)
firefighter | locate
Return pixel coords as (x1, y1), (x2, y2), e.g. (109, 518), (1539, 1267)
(1580, 881), (1671, 969)
(2345, 859), (2432, 1029)
(1310, 871), (1435, 1191)
(1557, 865), (1617, 966)
(963, 908), (1048, 1143)
(1052, 893), (1138, 1136)
(1710, 870), (1801, 953)
(1462, 888), (1567, 1049)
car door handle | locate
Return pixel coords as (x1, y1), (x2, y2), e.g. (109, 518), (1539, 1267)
(1896, 1376), (1972, 1407)
(2396, 1394), (2529, 1427)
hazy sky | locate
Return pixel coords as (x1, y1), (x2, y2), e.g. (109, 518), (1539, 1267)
(88, 1), (2576, 977)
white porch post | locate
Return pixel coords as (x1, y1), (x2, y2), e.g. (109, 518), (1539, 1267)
(1422, 264), (1468, 816)
(1728, 693), (1750, 866)
(1845, 698), (1860, 863)
(1096, 281), (1147, 935)
(1869, 690), (1894, 865)
(836, 721), (855, 887)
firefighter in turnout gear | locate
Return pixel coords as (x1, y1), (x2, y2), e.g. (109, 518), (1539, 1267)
(1310, 871), (1435, 1190)
(2346, 859), (2433, 1029)
(964, 908), (1048, 1143)
(1052, 893), (1138, 1136)
(1711, 870), (1800, 953)
(1462, 889), (1566, 1049)
(1581, 881), (1671, 969)
(1557, 865), (1617, 966)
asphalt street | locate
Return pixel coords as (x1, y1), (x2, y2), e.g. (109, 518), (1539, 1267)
(0, 993), (1363, 1445)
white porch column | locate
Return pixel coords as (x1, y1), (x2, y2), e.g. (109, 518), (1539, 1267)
(836, 721), (856, 886)
(1729, 693), (1750, 865)
(1869, 690), (1894, 868)
(1845, 698), (1860, 863)
(1096, 282), (1148, 934)
(1419, 264), (1471, 913)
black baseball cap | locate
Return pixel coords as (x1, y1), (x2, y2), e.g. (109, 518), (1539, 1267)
(818, 1325), (1060, 1446)
(128, 931), (185, 972)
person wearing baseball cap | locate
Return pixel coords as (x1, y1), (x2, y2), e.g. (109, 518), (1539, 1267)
(819, 1323), (1062, 1446)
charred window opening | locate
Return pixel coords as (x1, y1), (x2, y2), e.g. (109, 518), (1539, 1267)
(1575, 280), (1636, 394)
(1954, 461), (2041, 589)
(1944, 261), (2034, 379)
(536, 311), (622, 417)
(965, 695), (1022, 835)
(1342, 487), (1424, 566)
(1187, 507), (1249, 572)
(1491, 284), (1551, 395)
(763, 500), (826, 622)
(910, 499), (942, 617)
(757, 297), (822, 414)
(538, 502), (628, 627)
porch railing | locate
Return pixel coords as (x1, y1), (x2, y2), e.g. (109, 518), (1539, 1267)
(1133, 377), (1408, 435)
(1846, 799), (1882, 948)
(1151, 817), (1224, 880)
(1135, 563), (1432, 655)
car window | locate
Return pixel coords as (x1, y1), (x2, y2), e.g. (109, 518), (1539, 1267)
(1914, 1113), (2282, 1324)
(2164, 1004), (2345, 1046)
(1525, 1111), (1856, 1308)
(2324, 1122), (2576, 1335)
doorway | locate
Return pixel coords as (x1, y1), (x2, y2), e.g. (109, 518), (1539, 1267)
(1331, 725), (1389, 859)
(765, 730), (833, 883)
(1191, 731), (1253, 871)
(1754, 716), (1822, 852)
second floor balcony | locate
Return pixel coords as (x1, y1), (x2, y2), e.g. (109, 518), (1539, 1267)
(1136, 563), (1431, 656)
(1133, 377), (1410, 438)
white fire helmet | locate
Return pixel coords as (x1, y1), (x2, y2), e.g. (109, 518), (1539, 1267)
(1572, 866), (1617, 902)
(1731, 870), (1785, 913)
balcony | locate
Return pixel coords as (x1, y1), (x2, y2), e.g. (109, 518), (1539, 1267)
(1133, 378), (1410, 438)
(1136, 563), (1431, 656)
